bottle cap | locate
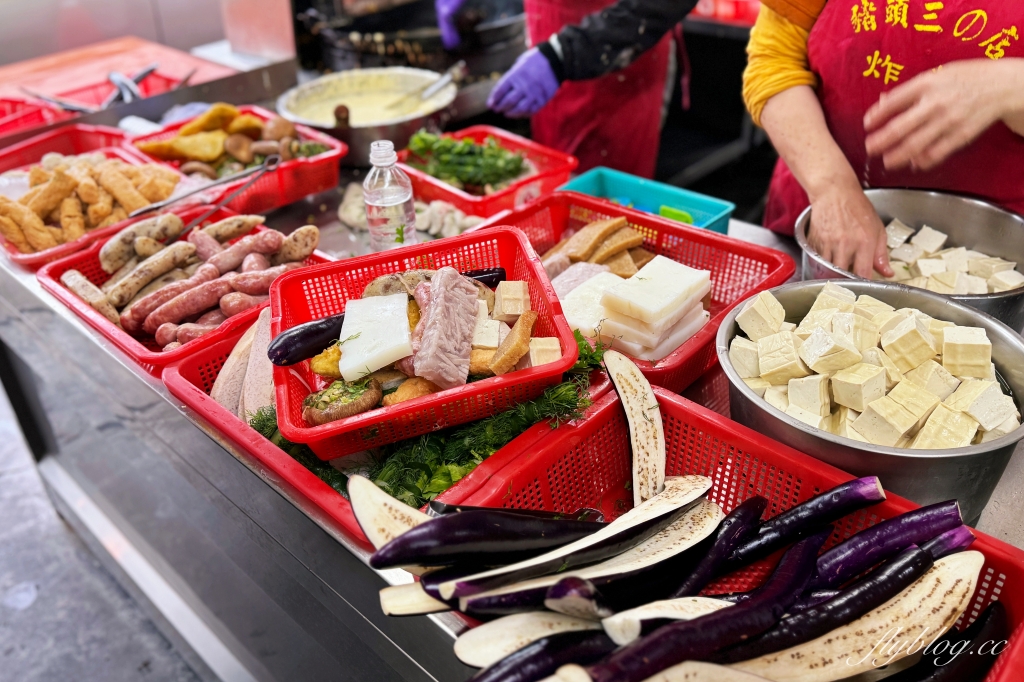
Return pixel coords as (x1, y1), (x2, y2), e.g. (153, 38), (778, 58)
(369, 140), (397, 167)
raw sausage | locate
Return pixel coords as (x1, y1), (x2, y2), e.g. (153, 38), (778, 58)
(144, 279), (234, 334)
(155, 323), (179, 347)
(201, 215), (264, 242)
(187, 229), (224, 261)
(99, 213), (183, 273)
(196, 309), (227, 326)
(129, 263), (220, 325)
(270, 225), (319, 265)
(106, 242), (195, 307)
(240, 252), (269, 272)
(175, 323), (219, 344)
(227, 262), (302, 295)
(207, 230), (283, 274)
(61, 269), (120, 326)
(163, 341), (182, 351)
(219, 291), (268, 318)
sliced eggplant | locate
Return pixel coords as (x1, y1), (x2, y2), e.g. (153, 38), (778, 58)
(453, 612), (601, 668)
(348, 474), (430, 549)
(544, 578), (614, 621)
(601, 597), (734, 646)
(921, 524), (975, 560)
(604, 350), (666, 507)
(426, 501), (604, 523)
(728, 477), (886, 568)
(812, 500), (962, 589)
(370, 510), (604, 569)
(438, 476), (713, 600)
(469, 630), (617, 682)
(596, 661), (771, 682)
(729, 551), (985, 682)
(379, 582), (450, 616)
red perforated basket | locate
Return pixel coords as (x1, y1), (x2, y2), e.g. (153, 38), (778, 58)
(470, 192), (796, 393)
(396, 125), (578, 217)
(270, 226), (579, 459)
(160, 323), (612, 548)
(0, 98), (74, 139)
(128, 105), (346, 215)
(57, 72), (180, 108)
(36, 206), (332, 376)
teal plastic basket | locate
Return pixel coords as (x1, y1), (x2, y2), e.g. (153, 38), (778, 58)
(559, 167), (735, 234)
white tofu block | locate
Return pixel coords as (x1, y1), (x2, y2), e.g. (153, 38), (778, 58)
(903, 276), (929, 289)
(988, 270), (1024, 293)
(493, 280), (532, 323)
(910, 225), (948, 254)
(601, 255), (711, 324)
(905, 359), (961, 401)
(890, 243), (925, 265)
(743, 377), (772, 397)
(895, 435), (913, 449)
(602, 309), (709, 361)
(780, 321), (797, 332)
(475, 299), (489, 324)
(925, 276), (955, 295)
(872, 310), (906, 336)
(912, 258), (947, 279)
(515, 337), (563, 370)
(939, 247), (970, 273)
(881, 316), (937, 372)
(942, 326), (992, 379)
(498, 321), (512, 345)
(875, 261), (912, 282)
(798, 327), (862, 374)
(562, 272), (622, 338)
(736, 291), (786, 342)
(730, 336), (761, 379)
(831, 363), (887, 412)
(886, 219), (915, 249)
(854, 396), (918, 446)
(860, 347), (904, 390)
(832, 312), (880, 352)
(957, 362), (996, 384)
(786, 403), (832, 431)
(944, 380), (1016, 431)
(897, 308), (932, 323)
(854, 295), (895, 320)
(472, 318), (501, 350)
(758, 331), (812, 385)
(964, 250), (989, 261)
(789, 374), (831, 417)
(969, 257), (1016, 280)
(844, 422), (871, 442)
(601, 302), (703, 348)
(764, 385), (790, 411)
(888, 380), (941, 434)
(601, 281), (711, 339)
(933, 270), (971, 295)
(337, 293), (414, 382)
(911, 404), (979, 449)
(925, 320), (955, 348)
(796, 308), (837, 340)
(980, 414), (1020, 443)
(808, 283), (856, 314)
(964, 274), (989, 295)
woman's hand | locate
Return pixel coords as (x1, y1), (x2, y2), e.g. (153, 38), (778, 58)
(808, 183), (891, 280)
(864, 59), (1024, 171)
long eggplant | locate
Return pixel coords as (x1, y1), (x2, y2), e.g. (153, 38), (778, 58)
(268, 267), (506, 365)
(786, 590), (840, 615)
(453, 612), (601, 669)
(438, 476), (713, 600)
(619, 661), (778, 682)
(716, 545), (934, 663)
(572, 528), (830, 682)
(885, 600), (1007, 682)
(600, 597), (734, 646)
(812, 500), (962, 589)
(727, 477), (885, 568)
(545, 577), (614, 620)
(426, 501), (604, 523)
(670, 496), (767, 598)
(459, 499), (723, 616)
(468, 630), (617, 682)
(348, 474), (430, 549)
(921, 524), (975, 560)
(730, 551), (985, 682)
(370, 510), (605, 569)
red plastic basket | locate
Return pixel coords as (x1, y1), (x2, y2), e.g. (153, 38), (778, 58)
(128, 105), (347, 215)
(396, 125), (578, 217)
(455, 386), (1024, 679)
(57, 72), (179, 108)
(0, 98), (74, 139)
(270, 226), (579, 459)
(37, 206), (332, 376)
(0, 124), (138, 172)
(161, 326), (612, 548)
(470, 192), (796, 393)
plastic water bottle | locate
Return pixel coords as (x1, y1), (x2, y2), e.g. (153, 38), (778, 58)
(363, 140), (418, 251)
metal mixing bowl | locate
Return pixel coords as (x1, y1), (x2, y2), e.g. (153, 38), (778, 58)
(795, 189), (1024, 332)
(716, 280), (1024, 525)
(277, 67), (458, 166)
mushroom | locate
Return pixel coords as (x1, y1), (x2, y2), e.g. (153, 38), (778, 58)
(251, 140), (281, 157)
(225, 134), (254, 164)
(279, 136), (296, 161)
(180, 161), (218, 179)
(334, 105), (350, 130)
(262, 116), (297, 141)
(301, 379), (383, 425)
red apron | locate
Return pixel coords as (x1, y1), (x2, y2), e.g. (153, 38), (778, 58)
(525, 0), (673, 178)
(765, 0), (1024, 234)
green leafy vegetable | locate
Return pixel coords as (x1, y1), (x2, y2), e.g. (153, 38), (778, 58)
(248, 405), (349, 497)
(570, 329), (608, 376)
(406, 130), (525, 195)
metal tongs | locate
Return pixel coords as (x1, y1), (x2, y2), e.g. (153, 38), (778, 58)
(20, 63), (160, 113)
(386, 61), (466, 112)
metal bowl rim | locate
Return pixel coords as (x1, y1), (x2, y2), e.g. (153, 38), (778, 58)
(794, 189), (1024, 302)
(715, 278), (1024, 458)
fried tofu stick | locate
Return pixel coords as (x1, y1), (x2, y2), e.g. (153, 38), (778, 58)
(67, 164), (100, 204)
(0, 197), (57, 251)
(27, 168), (78, 219)
(0, 214), (31, 253)
(60, 196), (86, 241)
(97, 205), (128, 229)
(87, 188), (113, 225)
(98, 167), (149, 214)
(28, 166), (51, 187)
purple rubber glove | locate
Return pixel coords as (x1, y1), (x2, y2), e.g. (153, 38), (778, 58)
(487, 48), (560, 118)
(436, 0), (466, 50)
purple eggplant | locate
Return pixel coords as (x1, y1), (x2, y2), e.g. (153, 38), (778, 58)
(370, 510), (605, 569)
(545, 577), (614, 620)
(728, 477), (885, 568)
(670, 496), (767, 598)
(715, 545), (933, 663)
(922, 525), (976, 560)
(419, 565), (482, 608)
(469, 630), (617, 682)
(812, 500), (962, 589)
(578, 528), (831, 682)
(426, 501), (604, 523)
(786, 590), (841, 615)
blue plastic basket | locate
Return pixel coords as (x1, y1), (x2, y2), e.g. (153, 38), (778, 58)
(559, 167), (735, 234)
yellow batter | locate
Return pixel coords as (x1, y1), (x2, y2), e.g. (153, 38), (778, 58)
(294, 90), (445, 127)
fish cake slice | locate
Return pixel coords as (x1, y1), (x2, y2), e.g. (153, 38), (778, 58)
(604, 249), (639, 277)
(588, 227), (644, 264)
(564, 217), (627, 262)
(629, 247), (656, 269)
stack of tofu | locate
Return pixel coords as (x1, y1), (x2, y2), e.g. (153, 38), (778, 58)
(729, 282), (1021, 449)
(562, 255), (711, 362)
(877, 220), (1024, 294)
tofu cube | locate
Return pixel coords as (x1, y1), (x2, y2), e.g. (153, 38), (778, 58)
(743, 377), (772, 397)
(845, 423), (871, 442)
(808, 282), (857, 314)
(798, 327), (862, 374)
(764, 385), (790, 411)
(942, 326), (992, 378)
(789, 374), (831, 417)
(758, 331), (811, 385)
(890, 243), (925, 265)
(925, 276), (954, 295)
(786, 403), (832, 430)
(944, 379), (1016, 431)
(980, 414), (1021, 443)
(515, 337), (563, 370)
(475, 299), (489, 323)
(832, 312), (880, 352)
(969, 257), (1016, 280)
(472, 318), (501, 350)
(860, 347), (904, 390)
(729, 336), (761, 379)
(888, 379), (941, 434)
(964, 274), (989, 295)
(932, 270), (970, 295)
(886, 219), (915, 249)
(910, 404), (979, 449)
(796, 308), (836, 340)
(854, 396), (918, 446)
(904, 276), (930, 289)
(831, 405), (861, 436)
(881, 316), (937, 372)
(988, 269), (1024, 293)
(937, 247), (970, 273)
(736, 291), (786, 341)
(873, 310), (907, 336)
(912, 258), (947, 279)
(905, 359), (961, 401)
(493, 281), (532, 323)
(927, 320), (955, 346)
(498, 321), (512, 345)
(780, 321), (797, 332)
(831, 363), (887, 412)
(910, 225), (948, 254)
(854, 295), (895, 320)
(878, 261), (912, 282)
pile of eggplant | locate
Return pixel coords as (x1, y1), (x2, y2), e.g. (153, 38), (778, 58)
(346, 351), (1007, 682)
